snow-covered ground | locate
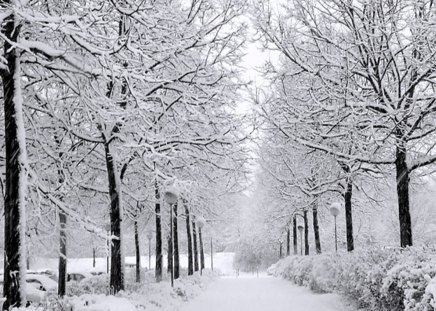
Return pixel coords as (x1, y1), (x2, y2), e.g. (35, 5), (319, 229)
(180, 274), (355, 311)
(27, 252), (235, 276)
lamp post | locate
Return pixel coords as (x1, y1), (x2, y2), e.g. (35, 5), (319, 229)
(330, 202), (340, 253)
(163, 185), (179, 287)
(104, 223), (111, 274)
(297, 224), (304, 255)
(210, 238), (213, 272)
(146, 229), (153, 270)
(196, 216), (206, 276)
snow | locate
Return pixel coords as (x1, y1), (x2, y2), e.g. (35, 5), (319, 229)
(14, 36), (28, 306)
(426, 279), (436, 308)
(68, 295), (136, 311)
(180, 274), (354, 311)
(27, 252), (236, 276)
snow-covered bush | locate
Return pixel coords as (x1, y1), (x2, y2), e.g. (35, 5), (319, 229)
(67, 274), (110, 296)
(269, 246), (436, 310)
(15, 270), (217, 311)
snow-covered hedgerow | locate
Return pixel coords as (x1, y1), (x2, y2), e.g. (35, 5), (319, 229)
(268, 247), (436, 310)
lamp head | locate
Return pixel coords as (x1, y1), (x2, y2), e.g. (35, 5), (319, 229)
(330, 202), (341, 217)
(164, 185), (179, 204)
(146, 229), (153, 240)
(196, 216), (206, 229)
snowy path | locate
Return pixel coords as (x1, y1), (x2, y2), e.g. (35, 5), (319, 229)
(180, 275), (354, 311)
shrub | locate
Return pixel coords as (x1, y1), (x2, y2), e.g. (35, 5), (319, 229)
(268, 247), (436, 311)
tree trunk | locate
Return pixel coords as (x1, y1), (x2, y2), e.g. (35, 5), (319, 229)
(345, 177), (354, 251)
(286, 228), (290, 256)
(303, 210), (309, 255)
(58, 211), (67, 297)
(396, 136), (412, 247)
(279, 242), (283, 258)
(134, 220), (140, 283)
(2, 5), (27, 308)
(173, 204), (180, 279)
(312, 206), (321, 254)
(104, 142), (124, 293)
(167, 234), (172, 274)
(192, 220), (199, 272)
(199, 227), (205, 270)
(93, 248), (96, 268)
(155, 182), (163, 282)
(185, 204), (193, 275)
(293, 216), (297, 255)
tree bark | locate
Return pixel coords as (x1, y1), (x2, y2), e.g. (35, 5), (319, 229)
(134, 220), (140, 283)
(58, 211), (67, 297)
(192, 220), (199, 272)
(56, 141), (67, 297)
(312, 206), (321, 254)
(93, 248), (96, 268)
(199, 227), (205, 270)
(396, 134), (412, 247)
(345, 177), (354, 251)
(185, 204), (193, 275)
(173, 204), (180, 279)
(2, 5), (27, 308)
(293, 216), (298, 255)
(155, 182), (163, 282)
(104, 142), (124, 293)
(303, 210), (309, 255)
(286, 228), (290, 256)
(279, 242), (283, 258)
(167, 234), (172, 274)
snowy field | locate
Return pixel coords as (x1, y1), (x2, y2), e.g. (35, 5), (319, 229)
(24, 252), (235, 276)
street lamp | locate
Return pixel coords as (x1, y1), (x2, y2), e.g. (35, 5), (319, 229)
(196, 216), (206, 275)
(330, 202), (341, 253)
(210, 238), (213, 272)
(297, 224), (304, 255)
(163, 185), (179, 287)
(104, 223), (111, 274)
(146, 229), (153, 270)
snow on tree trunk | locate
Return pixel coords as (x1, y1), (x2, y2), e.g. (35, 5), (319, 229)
(185, 203), (193, 276)
(134, 220), (140, 283)
(104, 143), (124, 293)
(303, 210), (309, 256)
(192, 220), (199, 272)
(396, 132), (413, 247)
(173, 203), (180, 279)
(312, 205), (321, 254)
(58, 211), (67, 297)
(344, 178), (354, 251)
(1, 3), (27, 307)
(155, 182), (163, 282)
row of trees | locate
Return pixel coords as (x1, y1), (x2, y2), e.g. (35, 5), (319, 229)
(1, 0), (249, 308)
(249, 0), (436, 259)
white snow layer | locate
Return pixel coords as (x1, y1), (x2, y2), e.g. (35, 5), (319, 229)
(14, 36), (29, 306)
(180, 274), (355, 311)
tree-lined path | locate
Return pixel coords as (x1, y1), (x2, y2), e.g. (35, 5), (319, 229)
(180, 275), (354, 311)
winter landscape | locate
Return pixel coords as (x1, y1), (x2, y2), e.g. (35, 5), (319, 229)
(2, 0), (436, 310)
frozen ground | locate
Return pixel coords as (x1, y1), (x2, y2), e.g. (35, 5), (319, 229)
(180, 274), (355, 311)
